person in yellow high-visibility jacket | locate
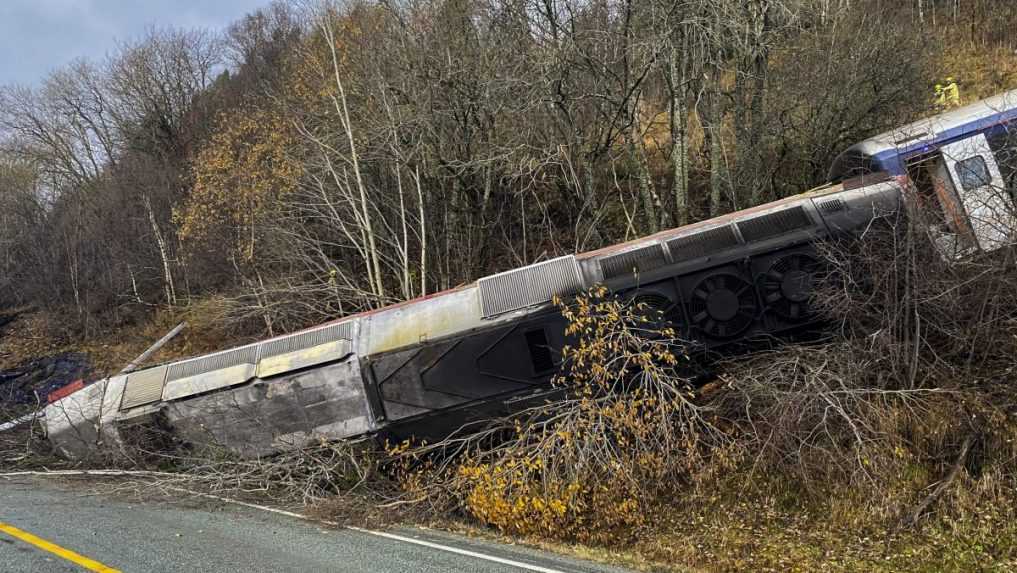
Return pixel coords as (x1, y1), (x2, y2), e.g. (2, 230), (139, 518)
(934, 84), (946, 108)
(943, 77), (960, 107)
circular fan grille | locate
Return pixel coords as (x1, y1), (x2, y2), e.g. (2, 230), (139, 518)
(631, 293), (673, 314)
(758, 253), (820, 321)
(629, 293), (681, 329)
(686, 273), (756, 339)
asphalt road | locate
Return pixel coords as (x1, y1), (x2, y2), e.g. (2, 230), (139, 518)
(0, 476), (633, 573)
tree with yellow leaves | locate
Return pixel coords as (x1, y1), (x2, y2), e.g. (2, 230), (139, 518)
(178, 105), (300, 263)
(395, 287), (728, 544)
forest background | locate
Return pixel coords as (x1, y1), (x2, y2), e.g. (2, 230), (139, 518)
(1, 0), (1014, 367)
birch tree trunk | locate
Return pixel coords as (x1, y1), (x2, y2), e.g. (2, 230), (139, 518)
(667, 40), (690, 226)
(395, 164), (411, 300)
(628, 106), (659, 234)
(322, 15), (386, 302)
(412, 165), (427, 297)
(705, 61), (728, 217)
(143, 194), (176, 306)
(747, 0), (771, 206)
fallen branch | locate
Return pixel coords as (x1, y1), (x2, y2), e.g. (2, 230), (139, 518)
(905, 433), (975, 527)
(119, 321), (187, 374)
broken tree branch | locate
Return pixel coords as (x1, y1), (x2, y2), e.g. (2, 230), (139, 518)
(119, 322), (187, 375)
(906, 433), (975, 527)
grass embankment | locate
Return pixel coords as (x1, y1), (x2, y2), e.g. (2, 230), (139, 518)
(427, 487), (1017, 572)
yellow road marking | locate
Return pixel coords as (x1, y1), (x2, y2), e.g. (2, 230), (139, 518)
(0, 521), (121, 572)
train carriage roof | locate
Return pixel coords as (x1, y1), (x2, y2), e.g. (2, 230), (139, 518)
(830, 89), (1017, 181)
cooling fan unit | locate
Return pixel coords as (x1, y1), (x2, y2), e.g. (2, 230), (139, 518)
(758, 253), (820, 321)
(686, 273), (757, 338)
(628, 292), (682, 331)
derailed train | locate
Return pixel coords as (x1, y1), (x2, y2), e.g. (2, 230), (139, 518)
(45, 89), (1017, 459)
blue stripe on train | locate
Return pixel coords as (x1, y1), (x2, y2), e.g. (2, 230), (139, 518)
(871, 107), (1017, 175)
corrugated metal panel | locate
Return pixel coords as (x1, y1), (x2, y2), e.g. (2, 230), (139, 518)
(120, 365), (168, 410)
(478, 255), (584, 318)
(737, 206), (813, 243)
(599, 243), (668, 280)
(666, 225), (740, 263)
(259, 321), (356, 360)
(166, 345), (259, 382)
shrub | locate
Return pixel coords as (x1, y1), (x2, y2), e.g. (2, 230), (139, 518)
(398, 286), (728, 543)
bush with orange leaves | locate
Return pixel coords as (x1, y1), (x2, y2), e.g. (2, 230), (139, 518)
(396, 285), (730, 544)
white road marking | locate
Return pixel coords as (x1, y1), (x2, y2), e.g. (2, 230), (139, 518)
(165, 487), (570, 573)
(1, 470), (178, 479)
(347, 526), (571, 573)
(0, 471), (571, 573)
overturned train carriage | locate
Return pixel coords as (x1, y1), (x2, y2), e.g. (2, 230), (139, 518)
(44, 176), (902, 459)
(45, 90), (1017, 459)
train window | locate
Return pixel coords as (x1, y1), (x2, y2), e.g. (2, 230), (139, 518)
(524, 329), (555, 375)
(956, 156), (991, 191)
(988, 131), (1017, 202)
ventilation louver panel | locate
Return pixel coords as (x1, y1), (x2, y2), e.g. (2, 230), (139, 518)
(259, 321), (356, 360)
(599, 243), (668, 280)
(166, 345), (259, 382)
(737, 206), (813, 243)
(478, 255), (584, 318)
(666, 226), (740, 263)
(817, 198), (847, 214)
(120, 365), (168, 410)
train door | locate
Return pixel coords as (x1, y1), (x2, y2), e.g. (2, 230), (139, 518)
(939, 134), (1015, 252)
(905, 153), (976, 257)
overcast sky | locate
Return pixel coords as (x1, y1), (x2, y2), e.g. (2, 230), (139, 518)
(0, 0), (269, 87)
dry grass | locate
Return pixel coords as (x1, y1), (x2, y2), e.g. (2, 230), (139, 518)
(0, 297), (262, 379)
(939, 43), (1017, 103)
(0, 310), (72, 371)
